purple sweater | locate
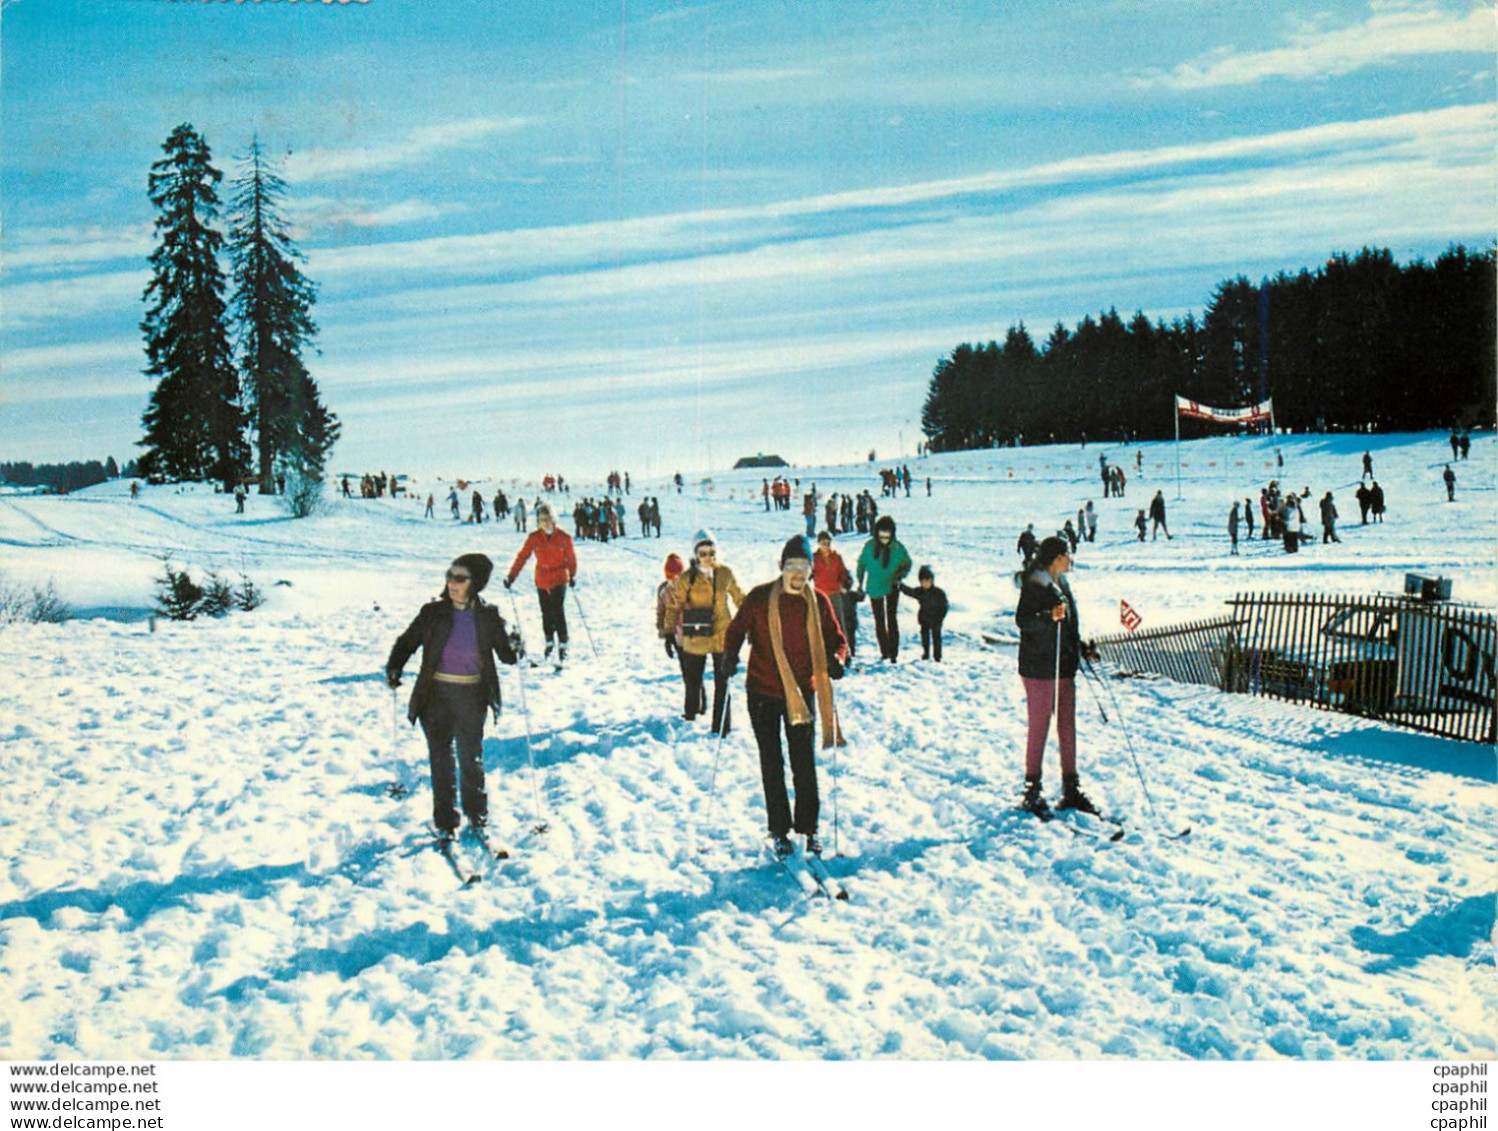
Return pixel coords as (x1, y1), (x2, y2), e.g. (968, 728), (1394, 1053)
(438, 606), (480, 676)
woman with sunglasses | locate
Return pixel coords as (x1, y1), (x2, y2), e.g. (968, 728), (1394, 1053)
(386, 554), (519, 841)
(663, 530), (745, 734)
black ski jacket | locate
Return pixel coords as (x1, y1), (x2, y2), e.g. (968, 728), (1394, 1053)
(387, 596), (518, 723)
(1015, 569), (1082, 680)
(898, 582), (949, 628)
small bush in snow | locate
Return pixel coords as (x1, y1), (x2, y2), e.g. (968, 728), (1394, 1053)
(25, 580), (72, 623)
(198, 571), (235, 618)
(282, 468), (324, 519)
(0, 575), (72, 625)
(234, 574), (266, 611)
(154, 562), (266, 620)
(155, 563), (205, 621)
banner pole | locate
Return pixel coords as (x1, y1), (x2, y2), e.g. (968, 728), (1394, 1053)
(1174, 395), (1182, 500)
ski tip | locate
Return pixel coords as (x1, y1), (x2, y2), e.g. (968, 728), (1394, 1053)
(464, 874), (482, 886)
(835, 890), (850, 901)
(1109, 829), (1126, 842)
(495, 849), (511, 860)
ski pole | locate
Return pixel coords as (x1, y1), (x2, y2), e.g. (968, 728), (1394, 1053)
(569, 584), (600, 659)
(508, 656), (550, 834)
(386, 686), (409, 799)
(830, 697), (843, 857)
(1082, 656), (1185, 835)
(708, 689), (731, 797)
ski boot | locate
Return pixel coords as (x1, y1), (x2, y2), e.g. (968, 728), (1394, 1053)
(771, 833), (795, 858)
(1019, 776), (1052, 820)
(1057, 773), (1100, 816)
(804, 833), (824, 857)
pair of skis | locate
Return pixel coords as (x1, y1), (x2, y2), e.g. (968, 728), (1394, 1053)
(431, 823), (533, 886)
(765, 840), (849, 901)
(1024, 805), (1190, 843)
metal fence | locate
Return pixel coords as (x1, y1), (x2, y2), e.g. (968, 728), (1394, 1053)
(1094, 615), (1244, 689)
(1092, 593), (1497, 745)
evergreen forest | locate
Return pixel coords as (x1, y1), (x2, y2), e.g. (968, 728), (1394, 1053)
(919, 245), (1496, 451)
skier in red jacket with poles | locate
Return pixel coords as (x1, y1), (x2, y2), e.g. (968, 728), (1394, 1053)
(504, 502), (579, 666)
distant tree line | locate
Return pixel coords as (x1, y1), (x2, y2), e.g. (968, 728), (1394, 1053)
(920, 245), (1496, 451)
(139, 124), (337, 510)
(1, 457), (135, 494)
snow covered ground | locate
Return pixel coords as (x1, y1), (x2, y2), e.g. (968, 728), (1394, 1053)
(0, 431), (1493, 1061)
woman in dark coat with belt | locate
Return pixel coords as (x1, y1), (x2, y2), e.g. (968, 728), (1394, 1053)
(1015, 536), (1099, 819)
(386, 553), (518, 840)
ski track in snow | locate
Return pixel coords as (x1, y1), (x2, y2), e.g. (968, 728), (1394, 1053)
(0, 432), (1494, 1060)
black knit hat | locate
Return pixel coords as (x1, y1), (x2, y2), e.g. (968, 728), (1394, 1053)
(917, 565), (934, 581)
(874, 515), (896, 537)
(451, 553), (494, 593)
(780, 534), (812, 567)
(1036, 536), (1070, 567)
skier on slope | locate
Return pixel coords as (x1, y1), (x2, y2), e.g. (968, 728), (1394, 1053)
(1014, 536), (1100, 819)
(655, 552), (694, 710)
(662, 530), (745, 734)
(722, 535), (848, 858)
(812, 529), (856, 658)
(386, 554), (519, 841)
(856, 514), (913, 663)
(504, 502), (578, 666)
(1016, 523), (1038, 570)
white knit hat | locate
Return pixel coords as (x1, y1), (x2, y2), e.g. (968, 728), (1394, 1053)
(692, 528), (716, 550)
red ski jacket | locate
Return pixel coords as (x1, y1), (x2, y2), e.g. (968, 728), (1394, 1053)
(508, 528), (578, 593)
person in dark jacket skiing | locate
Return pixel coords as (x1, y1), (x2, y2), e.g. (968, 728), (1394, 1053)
(1320, 491), (1341, 542)
(1149, 489), (1172, 540)
(722, 535), (847, 857)
(899, 565), (949, 661)
(1016, 523), (1038, 570)
(386, 554), (519, 839)
(1014, 537), (1099, 818)
(1443, 464), (1456, 501)
(504, 503), (578, 666)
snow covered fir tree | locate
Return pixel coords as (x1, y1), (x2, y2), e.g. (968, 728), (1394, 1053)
(138, 124), (247, 490)
(229, 138), (339, 508)
(137, 124), (337, 510)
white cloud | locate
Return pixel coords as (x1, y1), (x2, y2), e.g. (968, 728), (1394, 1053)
(2, 269), (148, 328)
(3, 224), (152, 273)
(676, 68), (820, 84)
(1135, 2), (1497, 90)
(301, 102), (1493, 287)
(1, 340), (141, 394)
(282, 116), (535, 183)
(290, 196), (466, 230)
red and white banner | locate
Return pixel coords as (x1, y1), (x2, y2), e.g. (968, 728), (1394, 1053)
(1119, 600), (1142, 632)
(1174, 394), (1273, 425)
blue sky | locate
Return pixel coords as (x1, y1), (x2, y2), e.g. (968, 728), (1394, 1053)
(2, 0), (1493, 478)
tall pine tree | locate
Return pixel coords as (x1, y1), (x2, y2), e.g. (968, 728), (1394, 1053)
(139, 124), (246, 488)
(229, 139), (338, 501)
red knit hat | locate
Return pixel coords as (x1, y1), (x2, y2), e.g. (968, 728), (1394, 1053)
(664, 553), (685, 579)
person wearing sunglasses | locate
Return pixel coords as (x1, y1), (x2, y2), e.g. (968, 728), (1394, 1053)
(386, 554), (519, 842)
(663, 530), (745, 734)
(721, 535), (848, 858)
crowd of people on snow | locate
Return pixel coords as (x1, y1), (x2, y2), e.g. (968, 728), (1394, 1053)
(382, 431), (1479, 861)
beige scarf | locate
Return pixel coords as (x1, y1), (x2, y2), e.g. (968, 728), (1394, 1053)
(766, 579), (843, 748)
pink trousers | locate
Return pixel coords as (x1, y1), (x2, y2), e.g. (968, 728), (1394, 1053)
(1022, 676), (1077, 779)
